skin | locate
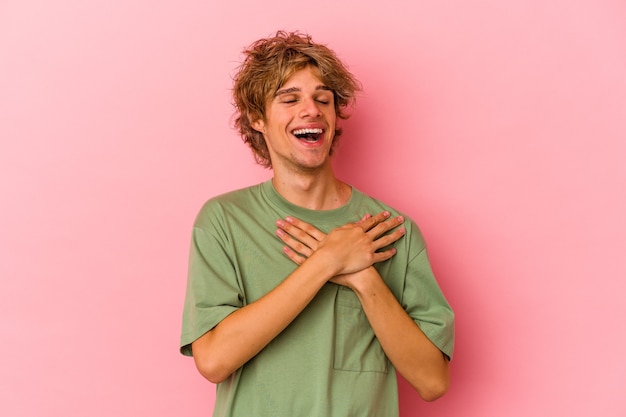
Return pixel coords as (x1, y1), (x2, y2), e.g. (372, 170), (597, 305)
(191, 65), (450, 401)
(251, 65), (345, 209)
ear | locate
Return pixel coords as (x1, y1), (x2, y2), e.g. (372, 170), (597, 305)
(251, 118), (265, 133)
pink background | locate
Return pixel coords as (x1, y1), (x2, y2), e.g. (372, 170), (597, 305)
(1, 0), (625, 416)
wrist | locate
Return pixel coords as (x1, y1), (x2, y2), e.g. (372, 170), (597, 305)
(307, 248), (343, 281)
(342, 266), (380, 293)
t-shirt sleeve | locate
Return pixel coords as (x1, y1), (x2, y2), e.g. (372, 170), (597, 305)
(402, 229), (455, 360)
(179, 221), (243, 357)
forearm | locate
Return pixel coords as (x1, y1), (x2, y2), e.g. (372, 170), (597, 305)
(349, 268), (450, 401)
(192, 251), (337, 383)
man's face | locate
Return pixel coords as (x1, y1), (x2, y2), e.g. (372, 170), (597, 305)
(252, 66), (337, 174)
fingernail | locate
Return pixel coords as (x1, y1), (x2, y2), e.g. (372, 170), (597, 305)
(384, 211), (390, 217)
(397, 216), (404, 223)
(285, 216), (294, 223)
(276, 229), (285, 237)
(276, 220), (284, 227)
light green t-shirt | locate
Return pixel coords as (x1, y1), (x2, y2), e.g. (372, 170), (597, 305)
(180, 180), (454, 417)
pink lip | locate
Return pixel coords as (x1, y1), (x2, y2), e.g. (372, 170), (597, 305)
(291, 135), (325, 148)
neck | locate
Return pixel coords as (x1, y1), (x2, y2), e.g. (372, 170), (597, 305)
(271, 168), (351, 211)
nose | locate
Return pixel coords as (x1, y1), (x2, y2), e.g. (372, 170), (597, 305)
(299, 97), (322, 118)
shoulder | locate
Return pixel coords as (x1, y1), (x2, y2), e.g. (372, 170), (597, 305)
(193, 183), (265, 229)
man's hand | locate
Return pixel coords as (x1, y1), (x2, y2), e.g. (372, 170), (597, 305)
(275, 211), (406, 277)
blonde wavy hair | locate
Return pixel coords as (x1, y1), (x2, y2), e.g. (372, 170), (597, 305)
(232, 31), (361, 168)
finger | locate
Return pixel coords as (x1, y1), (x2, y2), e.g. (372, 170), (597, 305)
(354, 213), (372, 224)
(366, 214), (405, 238)
(371, 246), (398, 264)
(372, 227), (406, 250)
(276, 228), (315, 257)
(282, 246), (307, 265)
(284, 216), (326, 242)
(359, 211), (391, 231)
(276, 219), (321, 250)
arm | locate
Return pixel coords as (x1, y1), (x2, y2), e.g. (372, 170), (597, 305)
(277, 217), (450, 401)
(342, 268), (450, 401)
(191, 211), (404, 383)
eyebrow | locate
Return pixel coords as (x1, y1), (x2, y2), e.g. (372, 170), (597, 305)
(275, 85), (332, 96)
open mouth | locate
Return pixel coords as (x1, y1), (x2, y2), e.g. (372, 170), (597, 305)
(292, 128), (324, 143)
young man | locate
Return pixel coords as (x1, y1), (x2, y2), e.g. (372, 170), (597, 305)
(180, 31), (454, 417)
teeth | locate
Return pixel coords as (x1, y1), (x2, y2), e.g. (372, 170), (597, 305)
(292, 128), (323, 135)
